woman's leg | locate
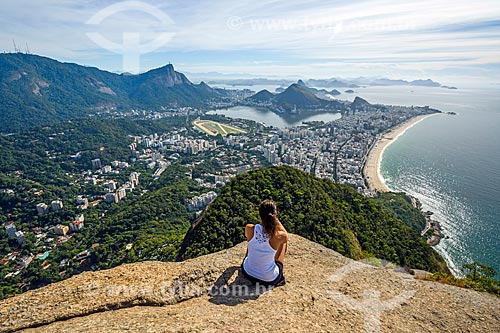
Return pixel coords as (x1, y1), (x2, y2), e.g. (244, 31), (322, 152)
(275, 241), (287, 263)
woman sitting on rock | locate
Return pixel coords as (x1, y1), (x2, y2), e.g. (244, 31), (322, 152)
(241, 199), (287, 286)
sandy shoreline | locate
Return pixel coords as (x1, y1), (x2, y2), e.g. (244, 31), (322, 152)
(363, 113), (439, 193)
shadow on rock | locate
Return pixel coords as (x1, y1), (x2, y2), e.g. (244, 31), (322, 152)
(208, 266), (274, 306)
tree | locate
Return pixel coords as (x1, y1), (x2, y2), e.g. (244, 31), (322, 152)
(461, 261), (500, 295)
(462, 261), (497, 281)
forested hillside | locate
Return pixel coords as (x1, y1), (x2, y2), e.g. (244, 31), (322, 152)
(178, 166), (448, 273)
(0, 53), (225, 132)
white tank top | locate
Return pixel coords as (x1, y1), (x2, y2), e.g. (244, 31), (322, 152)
(243, 224), (279, 282)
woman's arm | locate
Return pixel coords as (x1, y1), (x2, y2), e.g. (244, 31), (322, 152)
(281, 231), (288, 254)
(244, 224), (255, 241)
(274, 231), (288, 262)
(244, 224), (255, 258)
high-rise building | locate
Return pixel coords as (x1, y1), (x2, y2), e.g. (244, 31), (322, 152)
(91, 159), (102, 169)
(105, 193), (118, 204)
(51, 200), (63, 212)
(106, 180), (117, 191)
(152, 153), (162, 162)
(54, 224), (69, 236)
(36, 203), (49, 216)
(101, 165), (112, 174)
(129, 172), (140, 187)
(186, 191), (217, 212)
(70, 221), (83, 232)
(75, 196), (89, 209)
(15, 231), (25, 245)
(116, 188), (126, 201)
(4, 222), (17, 238)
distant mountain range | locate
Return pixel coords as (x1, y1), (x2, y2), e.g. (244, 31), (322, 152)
(207, 76), (456, 90)
(296, 79), (341, 97)
(0, 53), (455, 132)
(0, 53), (226, 132)
(306, 77), (448, 88)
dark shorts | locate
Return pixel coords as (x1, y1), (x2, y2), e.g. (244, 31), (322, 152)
(241, 259), (286, 287)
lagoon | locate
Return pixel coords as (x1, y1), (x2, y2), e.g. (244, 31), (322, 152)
(207, 106), (341, 128)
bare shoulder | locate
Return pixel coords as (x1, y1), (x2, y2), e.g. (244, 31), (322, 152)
(244, 224), (255, 241)
(277, 230), (288, 242)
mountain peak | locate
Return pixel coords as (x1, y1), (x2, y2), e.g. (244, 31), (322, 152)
(273, 83), (323, 108)
(287, 83), (305, 90)
(246, 89), (275, 103)
(2, 234), (499, 332)
(139, 63), (191, 86)
(156, 63), (176, 73)
(350, 96), (375, 111)
(352, 96), (370, 105)
(297, 79), (307, 86)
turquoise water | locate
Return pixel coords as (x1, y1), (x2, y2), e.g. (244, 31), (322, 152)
(36, 250), (51, 260)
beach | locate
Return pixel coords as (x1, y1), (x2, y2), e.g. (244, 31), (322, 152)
(363, 113), (438, 193)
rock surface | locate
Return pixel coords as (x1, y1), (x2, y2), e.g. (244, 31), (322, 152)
(1, 234), (499, 332)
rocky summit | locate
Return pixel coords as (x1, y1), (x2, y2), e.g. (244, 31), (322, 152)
(1, 234), (499, 333)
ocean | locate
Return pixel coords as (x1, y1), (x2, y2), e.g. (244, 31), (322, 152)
(372, 87), (500, 278)
(210, 85), (500, 278)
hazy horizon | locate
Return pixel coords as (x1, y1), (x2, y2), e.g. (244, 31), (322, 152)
(1, 0), (499, 87)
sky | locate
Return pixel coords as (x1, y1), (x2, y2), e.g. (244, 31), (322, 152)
(1, 0), (500, 86)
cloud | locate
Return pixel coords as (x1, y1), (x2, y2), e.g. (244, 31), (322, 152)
(1, 0), (499, 84)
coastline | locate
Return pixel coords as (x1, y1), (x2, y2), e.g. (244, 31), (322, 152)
(363, 113), (438, 193)
(363, 112), (447, 250)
